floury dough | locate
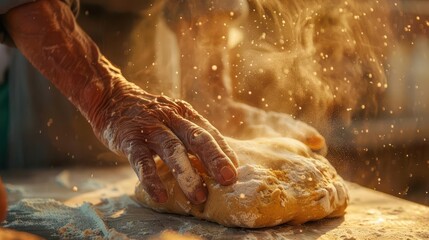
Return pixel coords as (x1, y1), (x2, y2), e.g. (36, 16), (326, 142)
(134, 137), (349, 228)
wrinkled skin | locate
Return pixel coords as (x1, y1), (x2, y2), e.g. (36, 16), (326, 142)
(95, 80), (238, 204)
(2, 0), (238, 204)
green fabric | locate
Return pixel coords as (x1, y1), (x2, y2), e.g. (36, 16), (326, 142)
(0, 78), (8, 168)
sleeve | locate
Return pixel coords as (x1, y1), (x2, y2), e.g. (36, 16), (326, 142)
(0, 0), (80, 45)
(0, 0), (35, 14)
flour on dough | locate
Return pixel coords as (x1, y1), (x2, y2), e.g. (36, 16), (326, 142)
(134, 137), (348, 228)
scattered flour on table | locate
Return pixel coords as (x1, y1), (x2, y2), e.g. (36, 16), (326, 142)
(177, 222), (228, 238)
(5, 198), (131, 240)
(55, 170), (105, 191)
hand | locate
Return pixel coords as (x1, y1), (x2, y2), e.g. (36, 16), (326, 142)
(89, 80), (238, 204)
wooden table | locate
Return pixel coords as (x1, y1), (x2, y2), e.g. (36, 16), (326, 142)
(1, 166), (428, 239)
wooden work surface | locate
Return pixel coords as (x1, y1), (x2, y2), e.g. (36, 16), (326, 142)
(1, 166), (428, 239)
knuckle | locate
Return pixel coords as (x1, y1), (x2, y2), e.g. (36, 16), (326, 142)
(130, 154), (154, 176)
(202, 145), (229, 167)
(138, 161), (156, 177)
(174, 98), (189, 107)
(175, 100), (196, 115)
(155, 95), (171, 103)
(160, 138), (185, 159)
(187, 127), (209, 145)
(149, 108), (172, 123)
(207, 155), (226, 167)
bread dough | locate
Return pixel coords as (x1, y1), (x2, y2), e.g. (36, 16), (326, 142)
(134, 137), (348, 228)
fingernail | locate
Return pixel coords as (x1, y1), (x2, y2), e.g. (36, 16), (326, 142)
(220, 166), (236, 183)
(195, 188), (207, 203)
(157, 191), (168, 203)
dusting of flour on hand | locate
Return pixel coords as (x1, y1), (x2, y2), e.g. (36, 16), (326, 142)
(134, 137), (349, 228)
(169, 144), (201, 195)
(102, 122), (117, 152)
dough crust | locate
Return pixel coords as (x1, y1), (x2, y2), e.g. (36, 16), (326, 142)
(134, 137), (348, 228)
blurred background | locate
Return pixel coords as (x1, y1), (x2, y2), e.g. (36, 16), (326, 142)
(328, 0), (429, 206)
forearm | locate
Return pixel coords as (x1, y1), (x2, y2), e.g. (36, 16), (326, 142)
(2, 0), (124, 122)
(1, 0), (239, 204)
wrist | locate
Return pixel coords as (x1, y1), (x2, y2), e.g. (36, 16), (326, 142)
(78, 66), (126, 133)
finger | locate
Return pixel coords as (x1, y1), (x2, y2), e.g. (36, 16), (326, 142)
(147, 125), (208, 204)
(168, 114), (237, 186)
(173, 100), (238, 166)
(123, 141), (168, 203)
(191, 114), (239, 167)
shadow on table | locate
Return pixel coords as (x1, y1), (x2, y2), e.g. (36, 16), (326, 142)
(2, 194), (345, 239)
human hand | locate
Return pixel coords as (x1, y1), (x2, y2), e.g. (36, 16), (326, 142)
(88, 80), (238, 205)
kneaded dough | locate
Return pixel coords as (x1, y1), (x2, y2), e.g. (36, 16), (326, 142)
(134, 137), (348, 228)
